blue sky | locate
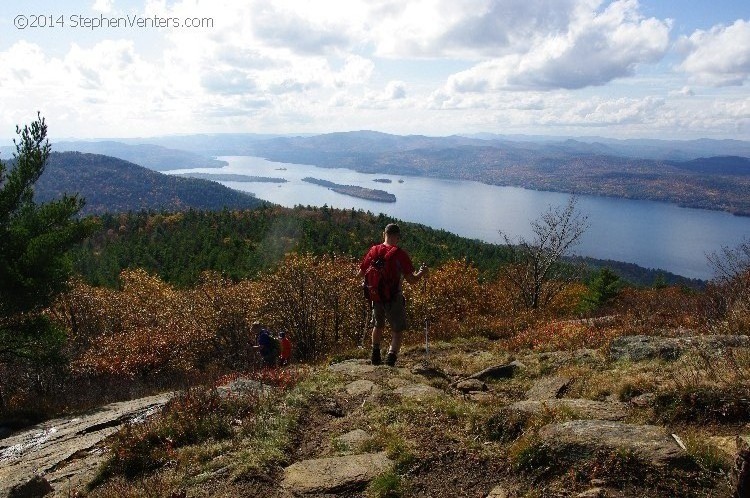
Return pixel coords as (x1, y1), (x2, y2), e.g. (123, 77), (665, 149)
(0, 0), (748, 140)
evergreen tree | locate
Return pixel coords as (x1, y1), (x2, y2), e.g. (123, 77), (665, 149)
(579, 267), (622, 313)
(0, 114), (97, 362)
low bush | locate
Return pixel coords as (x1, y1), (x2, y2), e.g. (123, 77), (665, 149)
(653, 386), (750, 424)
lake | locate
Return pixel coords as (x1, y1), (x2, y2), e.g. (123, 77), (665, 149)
(165, 156), (750, 280)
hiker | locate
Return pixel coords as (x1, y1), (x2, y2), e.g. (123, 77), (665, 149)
(253, 323), (277, 368)
(358, 223), (428, 367)
(279, 331), (292, 366)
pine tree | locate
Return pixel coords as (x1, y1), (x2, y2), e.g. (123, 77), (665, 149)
(0, 114), (98, 362)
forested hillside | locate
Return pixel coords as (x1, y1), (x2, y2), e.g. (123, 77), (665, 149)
(71, 206), (511, 287)
(33, 152), (265, 214)
(71, 206), (700, 289)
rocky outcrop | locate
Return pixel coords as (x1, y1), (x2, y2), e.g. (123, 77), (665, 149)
(328, 359), (377, 376)
(466, 360), (526, 381)
(394, 383), (443, 399)
(486, 485), (511, 497)
(334, 429), (371, 455)
(345, 379), (378, 396)
(455, 379), (488, 393)
(281, 452), (393, 494)
(609, 334), (750, 362)
(0, 392), (172, 498)
(525, 376), (572, 400)
(508, 399), (629, 421)
(537, 420), (692, 468)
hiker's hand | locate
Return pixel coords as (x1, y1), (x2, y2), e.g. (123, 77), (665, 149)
(418, 264), (428, 277)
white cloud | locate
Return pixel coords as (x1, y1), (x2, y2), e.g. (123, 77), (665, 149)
(385, 81), (407, 99)
(369, 0), (585, 59)
(92, 0), (115, 13)
(441, 0), (670, 92)
(669, 86), (694, 97)
(540, 95), (666, 125)
(0, 0), (746, 139)
(678, 20), (750, 87)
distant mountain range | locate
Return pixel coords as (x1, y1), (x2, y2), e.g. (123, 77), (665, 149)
(52, 141), (228, 171)
(1, 141), (227, 172)
(8, 130), (750, 216)
(460, 133), (750, 160)
(126, 130), (750, 162)
(34, 152), (264, 215)
(234, 131), (750, 215)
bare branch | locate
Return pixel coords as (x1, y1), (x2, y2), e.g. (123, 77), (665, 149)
(499, 196), (589, 309)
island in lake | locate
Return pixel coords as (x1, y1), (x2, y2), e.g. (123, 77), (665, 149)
(302, 177), (396, 202)
(174, 173), (287, 183)
(373, 178), (392, 183)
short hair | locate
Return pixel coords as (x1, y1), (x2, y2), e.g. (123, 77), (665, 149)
(384, 223), (400, 235)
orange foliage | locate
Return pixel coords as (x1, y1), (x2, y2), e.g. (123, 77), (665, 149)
(62, 270), (216, 377)
(50, 253), (716, 378)
(504, 319), (621, 352)
(611, 286), (707, 334)
(256, 253), (365, 360)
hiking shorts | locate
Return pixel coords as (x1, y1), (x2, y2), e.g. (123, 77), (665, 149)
(372, 294), (407, 332)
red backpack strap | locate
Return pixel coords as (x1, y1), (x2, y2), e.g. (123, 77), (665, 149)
(384, 245), (399, 259)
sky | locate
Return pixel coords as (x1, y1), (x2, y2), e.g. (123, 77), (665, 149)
(0, 0), (748, 141)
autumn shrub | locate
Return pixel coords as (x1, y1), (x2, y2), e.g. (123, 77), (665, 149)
(56, 270), (212, 377)
(91, 384), (270, 488)
(255, 253), (365, 361)
(504, 319), (619, 352)
(409, 260), (486, 319)
(653, 386), (750, 424)
(485, 408), (530, 443)
(92, 421), (176, 484)
(194, 272), (260, 370)
(704, 271), (750, 334)
(611, 286), (707, 333)
(654, 348), (750, 423)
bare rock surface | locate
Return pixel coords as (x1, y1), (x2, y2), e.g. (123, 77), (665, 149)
(609, 334), (750, 362)
(538, 420), (692, 468)
(525, 376), (572, 400)
(344, 379), (378, 396)
(327, 359), (376, 376)
(455, 379), (487, 393)
(282, 452), (393, 494)
(394, 384), (443, 399)
(0, 392), (172, 498)
(410, 363), (451, 381)
(509, 399), (629, 421)
(486, 484), (510, 497)
(334, 429), (371, 454)
(467, 360), (526, 381)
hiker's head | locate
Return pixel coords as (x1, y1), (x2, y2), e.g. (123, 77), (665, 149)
(279, 331), (286, 338)
(384, 223), (400, 244)
(251, 321), (262, 333)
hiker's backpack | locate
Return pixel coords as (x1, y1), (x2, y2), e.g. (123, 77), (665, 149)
(266, 332), (280, 356)
(363, 244), (400, 303)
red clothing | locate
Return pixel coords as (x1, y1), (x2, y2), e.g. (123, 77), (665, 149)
(279, 337), (292, 361)
(360, 243), (415, 294)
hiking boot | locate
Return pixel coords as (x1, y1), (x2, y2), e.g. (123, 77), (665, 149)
(370, 347), (382, 365)
(385, 352), (397, 367)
